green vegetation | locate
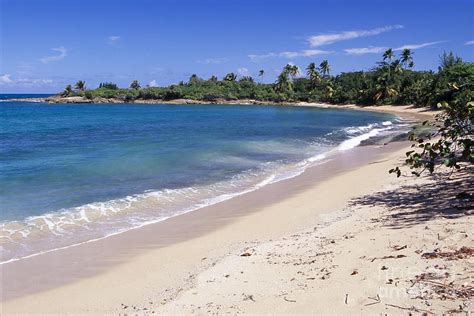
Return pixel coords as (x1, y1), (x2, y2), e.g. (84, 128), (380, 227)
(390, 99), (473, 178)
(98, 82), (119, 90)
(74, 80), (86, 91)
(130, 80), (141, 90)
(390, 57), (473, 178)
(61, 84), (73, 97)
(65, 50), (471, 110)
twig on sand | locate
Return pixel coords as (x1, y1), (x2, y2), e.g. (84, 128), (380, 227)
(364, 294), (381, 306)
(243, 294), (256, 302)
(283, 297), (296, 303)
(385, 303), (433, 314)
(392, 244), (407, 251)
(370, 254), (407, 261)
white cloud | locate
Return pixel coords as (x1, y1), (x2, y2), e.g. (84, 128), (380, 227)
(148, 79), (158, 87)
(395, 41), (445, 50)
(237, 67), (250, 76)
(197, 57), (229, 64)
(248, 53), (278, 61)
(16, 78), (53, 85)
(279, 49), (332, 58)
(308, 25), (403, 47)
(345, 41), (444, 55)
(40, 46), (68, 64)
(279, 52), (301, 58)
(0, 74), (53, 85)
(344, 46), (388, 55)
(249, 49), (331, 61)
(0, 74), (14, 84)
(107, 35), (121, 44)
(466, 40), (474, 45)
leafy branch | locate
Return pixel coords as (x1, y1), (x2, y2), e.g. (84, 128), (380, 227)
(390, 100), (473, 177)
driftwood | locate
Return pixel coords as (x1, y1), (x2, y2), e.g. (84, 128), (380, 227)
(421, 246), (474, 260)
(370, 254), (406, 262)
(411, 272), (474, 300)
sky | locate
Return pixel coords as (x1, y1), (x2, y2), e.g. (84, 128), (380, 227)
(1, 0), (473, 93)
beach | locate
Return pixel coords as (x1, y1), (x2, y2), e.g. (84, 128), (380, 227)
(2, 0), (472, 312)
(2, 105), (471, 314)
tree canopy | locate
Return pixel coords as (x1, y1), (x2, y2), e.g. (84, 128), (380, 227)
(63, 50), (471, 110)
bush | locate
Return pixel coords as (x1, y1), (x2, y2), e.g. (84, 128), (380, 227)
(390, 63), (473, 178)
(99, 82), (119, 90)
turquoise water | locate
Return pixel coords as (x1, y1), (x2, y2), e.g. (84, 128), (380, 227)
(0, 99), (399, 263)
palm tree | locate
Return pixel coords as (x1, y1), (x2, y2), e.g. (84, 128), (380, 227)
(274, 64), (302, 93)
(306, 62), (320, 89)
(383, 48), (395, 63)
(130, 80), (141, 89)
(374, 73), (398, 103)
(275, 71), (292, 93)
(392, 59), (403, 75)
(74, 80), (86, 91)
(325, 84), (334, 101)
(319, 60), (330, 77)
(374, 84), (398, 103)
(400, 49), (414, 69)
(284, 64), (299, 78)
(291, 65), (300, 78)
(258, 69), (264, 83)
(381, 49), (395, 80)
(224, 73), (237, 82)
(62, 84), (72, 96)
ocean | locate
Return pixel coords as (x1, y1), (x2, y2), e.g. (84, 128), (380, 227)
(0, 96), (403, 263)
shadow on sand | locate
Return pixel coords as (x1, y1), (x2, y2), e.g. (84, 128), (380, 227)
(350, 166), (473, 229)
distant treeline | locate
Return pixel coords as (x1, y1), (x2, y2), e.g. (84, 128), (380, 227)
(62, 50), (473, 108)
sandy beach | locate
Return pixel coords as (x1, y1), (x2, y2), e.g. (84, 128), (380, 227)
(1, 105), (472, 315)
(2, 0), (472, 313)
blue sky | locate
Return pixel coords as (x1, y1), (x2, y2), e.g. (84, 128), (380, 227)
(1, 0), (473, 93)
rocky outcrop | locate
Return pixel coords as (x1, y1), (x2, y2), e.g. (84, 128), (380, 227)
(12, 95), (310, 106)
(46, 96), (93, 103)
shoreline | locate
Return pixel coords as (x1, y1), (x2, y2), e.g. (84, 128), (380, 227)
(0, 104), (418, 266)
(4, 96), (436, 119)
(0, 105), (449, 314)
(0, 106), (407, 266)
(1, 140), (411, 311)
